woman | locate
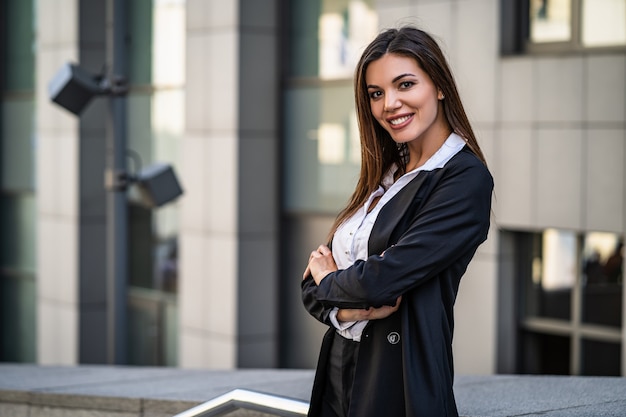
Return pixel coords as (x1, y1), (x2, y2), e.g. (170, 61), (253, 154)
(301, 26), (493, 417)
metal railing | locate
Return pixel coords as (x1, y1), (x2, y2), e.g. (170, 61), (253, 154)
(173, 389), (309, 417)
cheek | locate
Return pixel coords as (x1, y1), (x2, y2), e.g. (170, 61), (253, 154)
(421, 96), (440, 117)
(371, 109), (387, 130)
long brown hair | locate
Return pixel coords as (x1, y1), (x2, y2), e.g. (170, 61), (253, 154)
(328, 26), (486, 240)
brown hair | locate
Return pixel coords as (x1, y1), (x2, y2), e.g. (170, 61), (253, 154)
(328, 26), (487, 240)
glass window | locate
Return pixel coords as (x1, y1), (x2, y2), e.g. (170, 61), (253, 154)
(522, 229), (574, 320)
(1, 99), (35, 191)
(124, 0), (183, 366)
(530, 0), (572, 43)
(582, 0), (626, 47)
(284, 0), (377, 214)
(0, 195), (36, 271)
(3, 0), (35, 91)
(287, 0), (321, 78)
(581, 339), (621, 376)
(125, 0), (183, 295)
(287, 0), (377, 79)
(504, 0), (626, 54)
(1, 0), (36, 363)
(521, 332), (571, 375)
(582, 233), (623, 328)
(284, 84), (361, 213)
(0, 271), (36, 362)
(514, 228), (623, 376)
(127, 0), (153, 85)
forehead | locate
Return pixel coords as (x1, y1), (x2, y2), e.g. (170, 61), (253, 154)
(365, 53), (426, 83)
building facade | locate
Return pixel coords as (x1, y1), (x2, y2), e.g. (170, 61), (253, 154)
(1, 0), (624, 377)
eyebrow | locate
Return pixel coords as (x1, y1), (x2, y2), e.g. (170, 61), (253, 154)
(367, 73), (416, 89)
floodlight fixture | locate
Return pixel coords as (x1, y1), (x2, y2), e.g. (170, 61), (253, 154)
(134, 163), (184, 208)
(48, 63), (109, 115)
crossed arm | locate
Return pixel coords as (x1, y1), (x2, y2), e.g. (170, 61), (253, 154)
(302, 244), (401, 323)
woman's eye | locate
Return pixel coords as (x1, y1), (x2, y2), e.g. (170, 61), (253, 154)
(399, 81), (414, 89)
(369, 91), (382, 99)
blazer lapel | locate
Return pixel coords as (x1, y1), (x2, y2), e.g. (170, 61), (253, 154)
(368, 171), (430, 255)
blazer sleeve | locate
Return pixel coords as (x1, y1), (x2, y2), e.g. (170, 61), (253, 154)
(315, 155), (493, 308)
(301, 274), (334, 325)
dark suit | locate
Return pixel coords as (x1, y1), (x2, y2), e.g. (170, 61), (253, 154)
(302, 147), (493, 417)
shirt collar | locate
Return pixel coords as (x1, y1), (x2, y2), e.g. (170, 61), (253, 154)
(382, 132), (466, 188)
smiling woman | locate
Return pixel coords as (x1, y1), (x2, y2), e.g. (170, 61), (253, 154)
(301, 26), (493, 417)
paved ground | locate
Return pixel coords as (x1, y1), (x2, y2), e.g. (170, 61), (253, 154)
(0, 364), (625, 416)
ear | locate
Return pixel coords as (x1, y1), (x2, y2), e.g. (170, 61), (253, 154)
(437, 90), (445, 100)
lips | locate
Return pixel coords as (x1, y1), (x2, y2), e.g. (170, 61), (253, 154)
(387, 114), (413, 129)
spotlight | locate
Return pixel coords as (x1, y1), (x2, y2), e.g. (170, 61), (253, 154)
(48, 63), (106, 115)
(134, 163), (184, 208)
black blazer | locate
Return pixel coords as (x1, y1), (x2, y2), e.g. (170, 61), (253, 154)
(302, 147), (493, 417)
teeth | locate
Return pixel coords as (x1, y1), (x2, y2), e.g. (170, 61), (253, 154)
(390, 115), (411, 125)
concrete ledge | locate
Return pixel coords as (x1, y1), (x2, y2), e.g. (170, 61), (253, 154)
(0, 364), (312, 417)
(454, 375), (626, 416)
(1, 364), (625, 416)
(0, 390), (196, 417)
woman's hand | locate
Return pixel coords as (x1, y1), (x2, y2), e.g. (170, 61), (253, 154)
(337, 296), (402, 321)
(302, 244), (338, 285)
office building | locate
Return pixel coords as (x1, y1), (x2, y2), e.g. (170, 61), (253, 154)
(1, 0), (624, 376)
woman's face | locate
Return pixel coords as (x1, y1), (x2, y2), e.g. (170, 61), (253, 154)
(365, 53), (446, 146)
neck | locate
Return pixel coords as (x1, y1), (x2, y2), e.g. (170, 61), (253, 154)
(405, 126), (452, 172)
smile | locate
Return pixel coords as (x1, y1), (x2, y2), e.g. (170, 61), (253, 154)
(388, 114), (413, 127)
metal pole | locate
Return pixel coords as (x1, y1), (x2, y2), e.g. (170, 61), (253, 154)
(105, 0), (128, 364)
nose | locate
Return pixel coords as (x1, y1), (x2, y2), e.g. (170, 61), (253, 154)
(384, 91), (400, 112)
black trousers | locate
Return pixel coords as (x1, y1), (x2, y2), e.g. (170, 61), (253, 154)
(320, 332), (360, 417)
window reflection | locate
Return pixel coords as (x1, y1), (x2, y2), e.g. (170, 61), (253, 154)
(153, 0), (185, 86)
(542, 228), (577, 290)
(530, 0), (572, 43)
(582, 233), (623, 327)
(524, 230), (572, 320)
(125, 0), (183, 366)
(521, 331), (571, 375)
(581, 339), (621, 376)
(1, 0), (36, 363)
(127, 0), (183, 294)
(582, 0), (626, 47)
(316, 123), (346, 164)
(1, 100), (35, 191)
(284, 85), (360, 212)
(517, 228), (623, 376)
(526, 0), (626, 48)
(288, 0), (377, 79)
(319, 0), (377, 79)
(284, 0), (376, 213)
(156, 238), (178, 293)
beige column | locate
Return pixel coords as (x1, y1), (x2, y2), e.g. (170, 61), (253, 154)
(179, 0), (279, 368)
(36, 0), (108, 364)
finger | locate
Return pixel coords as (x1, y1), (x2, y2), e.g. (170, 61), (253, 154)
(303, 265), (311, 280)
(317, 245), (331, 255)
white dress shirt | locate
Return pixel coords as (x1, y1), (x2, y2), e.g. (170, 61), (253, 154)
(329, 133), (466, 341)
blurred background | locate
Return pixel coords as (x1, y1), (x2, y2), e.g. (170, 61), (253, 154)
(0, 0), (624, 378)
